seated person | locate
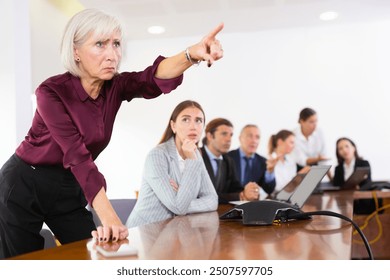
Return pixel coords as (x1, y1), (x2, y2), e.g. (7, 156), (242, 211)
(200, 118), (260, 203)
(291, 107), (332, 180)
(227, 124), (276, 198)
(126, 100), (218, 227)
(333, 137), (371, 188)
(268, 129), (310, 194)
(334, 137), (379, 214)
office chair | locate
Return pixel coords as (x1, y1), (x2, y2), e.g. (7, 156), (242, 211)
(88, 198), (137, 226)
(40, 228), (57, 249)
(39, 197), (136, 249)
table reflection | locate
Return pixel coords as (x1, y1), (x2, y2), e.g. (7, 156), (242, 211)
(136, 211), (219, 259)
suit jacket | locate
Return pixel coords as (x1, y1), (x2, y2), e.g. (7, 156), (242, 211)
(227, 149), (276, 195)
(126, 137), (218, 227)
(200, 146), (243, 204)
(333, 158), (371, 188)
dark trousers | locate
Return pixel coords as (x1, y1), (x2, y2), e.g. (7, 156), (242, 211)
(0, 154), (96, 259)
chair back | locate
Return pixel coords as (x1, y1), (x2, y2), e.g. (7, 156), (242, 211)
(89, 198), (137, 226)
(40, 228), (57, 249)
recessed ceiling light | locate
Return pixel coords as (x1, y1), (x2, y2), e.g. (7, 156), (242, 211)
(319, 11), (339, 21)
(147, 25), (166, 35)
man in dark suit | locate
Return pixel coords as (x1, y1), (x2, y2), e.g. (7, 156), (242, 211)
(227, 124), (276, 197)
(200, 118), (260, 204)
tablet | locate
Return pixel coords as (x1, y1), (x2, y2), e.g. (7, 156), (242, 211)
(95, 243), (138, 258)
(342, 167), (370, 190)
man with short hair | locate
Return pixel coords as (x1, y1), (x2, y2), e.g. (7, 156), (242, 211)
(200, 118), (260, 204)
(227, 124), (276, 198)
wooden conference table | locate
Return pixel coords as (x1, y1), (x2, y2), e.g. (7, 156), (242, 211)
(10, 190), (389, 260)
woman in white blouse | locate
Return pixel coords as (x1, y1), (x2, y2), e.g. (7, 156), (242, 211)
(268, 130), (310, 193)
(126, 100), (218, 227)
(291, 108), (329, 168)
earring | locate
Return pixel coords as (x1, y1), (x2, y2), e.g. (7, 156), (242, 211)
(75, 58), (80, 62)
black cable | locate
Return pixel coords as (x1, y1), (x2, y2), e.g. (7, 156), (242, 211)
(286, 210), (374, 260)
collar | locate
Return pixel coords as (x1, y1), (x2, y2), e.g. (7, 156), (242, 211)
(204, 145), (223, 161)
(165, 137), (178, 159)
(175, 146), (185, 161)
(295, 126), (316, 142)
(343, 157), (356, 169)
(294, 126), (306, 141)
(239, 148), (255, 159)
(71, 74), (106, 102)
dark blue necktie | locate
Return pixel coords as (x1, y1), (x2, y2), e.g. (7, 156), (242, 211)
(243, 157), (252, 185)
(214, 159), (222, 187)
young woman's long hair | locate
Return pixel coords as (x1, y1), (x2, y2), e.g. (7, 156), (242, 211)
(159, 100), (205, 145)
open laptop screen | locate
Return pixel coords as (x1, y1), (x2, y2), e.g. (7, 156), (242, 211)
(275, 174), (306, 202)
(288, 165), (330, 208)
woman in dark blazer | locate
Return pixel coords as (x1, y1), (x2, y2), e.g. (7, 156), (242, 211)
(333, 137), (371, 188)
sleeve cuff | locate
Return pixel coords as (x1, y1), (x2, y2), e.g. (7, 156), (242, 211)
(71, 160), (107, 205)
(265, 171), (275, 182)
(152, 56), (183, 93)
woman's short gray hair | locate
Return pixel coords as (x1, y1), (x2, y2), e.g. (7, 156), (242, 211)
(60, 9), (123, 77)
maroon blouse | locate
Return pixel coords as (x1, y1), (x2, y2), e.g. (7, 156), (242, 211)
(16, 56), (183, 204)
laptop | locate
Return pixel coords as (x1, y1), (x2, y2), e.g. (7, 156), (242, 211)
(317, 166), (370, 191)
(229, 173), (306, 206)
(272, 173), (306, 202)
(220, 165), (331, 225)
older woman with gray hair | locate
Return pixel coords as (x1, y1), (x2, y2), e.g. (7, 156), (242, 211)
(0, 9), (223, 258)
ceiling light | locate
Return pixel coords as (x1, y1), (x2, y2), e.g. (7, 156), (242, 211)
(319, 11), (339, 21)
(147, 25), (166, 35)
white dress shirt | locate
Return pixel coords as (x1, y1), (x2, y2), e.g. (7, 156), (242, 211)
(343, 158), (356, 181)
(292, 126), (327, 167)
(274, 154), (298, 192)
